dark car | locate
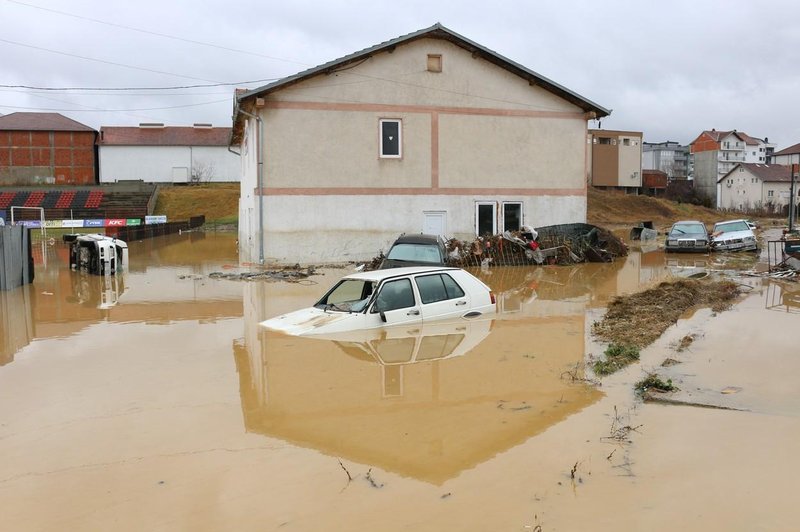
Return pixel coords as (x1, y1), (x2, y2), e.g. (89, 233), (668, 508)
(380, 234), (448, 269)
(665, 220), (709, 253)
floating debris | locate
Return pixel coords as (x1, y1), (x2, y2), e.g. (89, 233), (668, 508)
(208, 265), (317, 282)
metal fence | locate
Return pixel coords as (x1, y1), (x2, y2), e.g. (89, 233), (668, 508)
(0, 225), (34, 291)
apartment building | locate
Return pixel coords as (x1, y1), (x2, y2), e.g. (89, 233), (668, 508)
(587, 130), (643, 193)
(642, 141), (690, 179)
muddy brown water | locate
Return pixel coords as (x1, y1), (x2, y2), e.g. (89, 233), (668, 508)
(1, 231), (798, 531)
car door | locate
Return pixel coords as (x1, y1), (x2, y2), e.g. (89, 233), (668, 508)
(369, 277), (422, 327)
(414, 273), (470, 322)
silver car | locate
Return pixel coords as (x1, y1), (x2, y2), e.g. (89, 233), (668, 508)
(711, 219), (758, 252)
(665, 221), (709, 253)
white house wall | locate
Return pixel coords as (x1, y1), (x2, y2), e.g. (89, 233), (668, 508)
(100, 145), (240, 183)
(238, 36), (593, 264)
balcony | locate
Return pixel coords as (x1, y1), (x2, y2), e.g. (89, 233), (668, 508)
(718, 153), (745, 162)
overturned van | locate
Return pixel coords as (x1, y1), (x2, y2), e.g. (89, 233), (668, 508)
(64, 234), (129, 275)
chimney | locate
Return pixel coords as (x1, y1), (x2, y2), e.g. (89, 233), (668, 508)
(139, 122), (165, 128)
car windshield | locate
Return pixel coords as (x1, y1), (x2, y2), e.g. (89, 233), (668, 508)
(315, 279), (376, 312)
(714, 221), (749, 233)
(386, 243), (442, 263)
(671, 223), (705, 235)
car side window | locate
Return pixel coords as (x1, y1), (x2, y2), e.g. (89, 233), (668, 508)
(416, 274), (465, 304)
(372, 278), (415, 312)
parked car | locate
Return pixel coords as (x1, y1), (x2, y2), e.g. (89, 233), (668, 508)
(380, 233), (448, 269)
(260, 266), (496, 336)
(745, 220), (758, 231)
(665, 221), (709, 253)
(711, 219), (758, 252)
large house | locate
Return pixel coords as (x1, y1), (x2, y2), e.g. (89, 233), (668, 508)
(231, 24), (610, 264)
(770, 142), (800, 166)
(717, 163), (798, 214)
(586, 129), (642, 193)
(98, 123), (239, 183)
(0, 112), (97, 186)
(690, 129), (774, 206)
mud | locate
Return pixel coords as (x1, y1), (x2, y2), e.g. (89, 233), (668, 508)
(1, 231), (799, 531)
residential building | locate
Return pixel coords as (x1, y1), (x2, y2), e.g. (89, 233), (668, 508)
(770, 142), (800, 166)
(717, 163), (798, 214)
(587, 130), (643, 193)
(689, 129), (772, 206)
(0, 112), (97, 186)
(231, 24), (610, 264)
(98, 124), (239, 183)
(642, 141), (690, 179)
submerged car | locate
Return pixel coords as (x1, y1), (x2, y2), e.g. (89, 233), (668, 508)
(665, 221), (709, 253)
(711, 219), (758, 252)
(260, 266), (496, 336)
(380, 233), (448, 269)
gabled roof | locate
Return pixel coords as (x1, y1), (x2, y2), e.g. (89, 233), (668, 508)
(98, 126), (232, 146)
(691, 129), (763, 146)
(773, 142), (800, 156)
(718, 163), (792, 183)
(0, 112), (95, 132)
(236, 23), (610, 117)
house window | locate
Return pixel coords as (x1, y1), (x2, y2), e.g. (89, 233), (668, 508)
(475, 202), (496, 236)
(502, 202), (522, 231)
(598, 137), (612, 145)
(768, 190), (774, 197)
(380, 119), (402, 158)
(623, 138), (630, 146)
(427, 54), (442, 73)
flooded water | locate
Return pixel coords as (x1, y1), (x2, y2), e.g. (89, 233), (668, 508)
(1, 231), (798, 531)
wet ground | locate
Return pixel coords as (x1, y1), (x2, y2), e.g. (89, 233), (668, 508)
(1, 230), (799, 531)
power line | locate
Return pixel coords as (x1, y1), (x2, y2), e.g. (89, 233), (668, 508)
(0, 78), (280, 92)
(7, 0), (310, 67)
(0, 98), (231, 112)
(0, 37), (222, 83)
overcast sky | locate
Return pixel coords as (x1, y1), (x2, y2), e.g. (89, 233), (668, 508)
(2, 0), (799, 147)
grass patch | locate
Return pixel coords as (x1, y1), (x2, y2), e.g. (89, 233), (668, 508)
(592, 279), (740, 349)
(592, 343), (640, 376)
(635, 374), (677, 395)
(153, 184), (239, 223)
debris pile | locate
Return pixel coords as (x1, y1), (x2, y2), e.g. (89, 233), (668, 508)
(208, 265), (316, 282)
(447, 223), (628, 267)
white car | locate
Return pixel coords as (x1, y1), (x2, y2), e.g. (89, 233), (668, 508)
(711, 219), (758, 252)
(261, 266), (496, 336)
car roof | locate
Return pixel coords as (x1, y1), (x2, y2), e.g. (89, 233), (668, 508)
(714, 219), (747, 224)
(390, 233), (444, 245)
(344, 266), (460, 282)
(672, 220), (704, 225)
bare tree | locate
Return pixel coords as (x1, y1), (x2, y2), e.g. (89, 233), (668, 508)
(191, 160), (215, 184)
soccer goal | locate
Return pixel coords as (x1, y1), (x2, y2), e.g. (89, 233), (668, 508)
(10, 206), (47, 239)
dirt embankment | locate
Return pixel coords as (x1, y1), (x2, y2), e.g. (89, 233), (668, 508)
(154, 183), (239, 223)
(586, 187), (724, 229)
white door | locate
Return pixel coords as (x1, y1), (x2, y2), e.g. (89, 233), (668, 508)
(423, 211), (446, 236)
(172, 167), (189, 182)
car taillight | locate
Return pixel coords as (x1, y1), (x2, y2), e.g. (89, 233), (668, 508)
(490, 291), (496, 304)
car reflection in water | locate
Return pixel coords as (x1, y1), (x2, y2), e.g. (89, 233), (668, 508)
(236, 278), (603, 485)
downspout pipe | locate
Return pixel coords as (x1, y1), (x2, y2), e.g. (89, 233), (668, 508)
(234, 107), (265, 264)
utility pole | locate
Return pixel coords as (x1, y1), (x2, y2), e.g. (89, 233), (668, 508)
(791, 163), (798, 232)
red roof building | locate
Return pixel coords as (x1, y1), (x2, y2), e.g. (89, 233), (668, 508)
(0, 112), (97, 186)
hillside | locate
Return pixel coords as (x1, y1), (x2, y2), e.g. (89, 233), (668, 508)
(153, 183), (239, 223)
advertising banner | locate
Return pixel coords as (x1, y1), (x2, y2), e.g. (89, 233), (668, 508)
(105, 219), (127, 227)
(19, 220), (42, 228)
(84, 219), (105, 228)
(0, 210), (7, 225)
(145, 215), (167, 225)
(62, 219), (85, 228)
(126, 218), (142, 226)
(45, 220), (62, 228)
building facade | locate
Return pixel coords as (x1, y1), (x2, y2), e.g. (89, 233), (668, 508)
(770, 142), (800, 166)
(642, 141), (690, 179)
(587, 130), (643, 192)
(232, 24), (610, 264)
(689, 129), (772, 206)
(0, 112), (97, 186)
(98, 124), (239, 183)
(717, 163), (797, 213)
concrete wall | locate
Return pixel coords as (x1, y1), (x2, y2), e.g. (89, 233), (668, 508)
(692, 151), (719, 202)
(99, 145), (240, 183)
(718, 167), (762, 210)
(238, 37), (593, 264)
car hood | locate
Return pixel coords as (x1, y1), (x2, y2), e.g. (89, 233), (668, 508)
(260, 307), (364, 336)
(713, 230), (753, 241)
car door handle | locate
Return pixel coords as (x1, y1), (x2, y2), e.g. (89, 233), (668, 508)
(455, 300), (467, 306)
(407, 309), (420, 316)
